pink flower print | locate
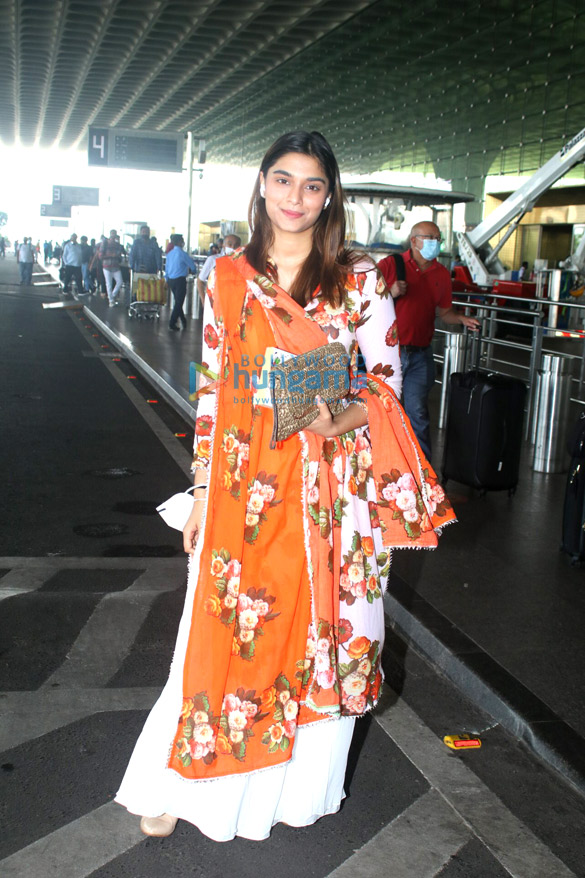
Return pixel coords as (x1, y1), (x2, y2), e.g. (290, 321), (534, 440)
(398, 472), (417, 492)
(345, 694), (367, 714)
(342, 672), (368, 696)
(354, 435), (370, 453)
(431, 483), (445, 504)
(241, 701), (259, 721)
(283, 699), (299, 721)
(239, 608), (259, 631)
(226, 559), (241, 579)
(382, 483), (400, 502)
(340, 573), (351, 591)
(315, 651), (331, 672)
(222, 693), (241, 713)
(404, 508), (421, 523)
(395, 489), (417, 512)
(317, 667), (336, 689)
(227, 709), (248, 732)
(308, 486), (319, 505)
(283, 719), (297, 738)
(252, 599), (270, 617)
(259, 483), (275, 503)
(238, 593), (253, 612)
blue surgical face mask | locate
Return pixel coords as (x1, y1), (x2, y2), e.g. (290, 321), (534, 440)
(419, 238), (440, 261)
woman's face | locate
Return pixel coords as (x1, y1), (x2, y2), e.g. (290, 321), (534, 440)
(260, 152), (330, 237)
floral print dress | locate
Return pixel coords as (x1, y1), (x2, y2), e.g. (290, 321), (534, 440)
(116, 257), (452, 839)
(192, 263), (404, 720)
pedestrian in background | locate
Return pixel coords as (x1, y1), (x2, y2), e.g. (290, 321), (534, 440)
(165, 233), (195, 330)
(97, 229), (125, 306)
(197, 234), (241, 304)
(62, 233), (84, 295)
(378, 221), (480, 459)
(129, 225), (162, 275)
(80, 236), (94, 293)
(18, 237), (35, 285)
(116, 130), (454, 842)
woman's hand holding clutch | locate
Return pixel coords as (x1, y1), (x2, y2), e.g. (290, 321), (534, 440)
(305, 398), (368, 438)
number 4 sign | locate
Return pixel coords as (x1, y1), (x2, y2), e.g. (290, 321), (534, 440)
(88, 127), (109, 166)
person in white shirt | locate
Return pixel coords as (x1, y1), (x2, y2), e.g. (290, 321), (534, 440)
(18, 238), (35, 285)
(196, 234), (241, 304)
(62, 233), (84, 294)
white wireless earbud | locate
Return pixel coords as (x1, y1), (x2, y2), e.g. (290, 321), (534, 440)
(324, 195), (331, 209)
(260, 182), (266, 198)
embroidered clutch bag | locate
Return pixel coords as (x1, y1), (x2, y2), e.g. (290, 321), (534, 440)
(269, 342), (349, 447)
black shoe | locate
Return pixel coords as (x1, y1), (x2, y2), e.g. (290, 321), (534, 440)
(169, 324), (180, 331)
(180, 316), (187, 328)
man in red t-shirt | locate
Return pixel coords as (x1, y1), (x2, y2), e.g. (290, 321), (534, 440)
(378, 221), (479, 459)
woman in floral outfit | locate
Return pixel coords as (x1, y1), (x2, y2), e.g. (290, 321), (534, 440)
(116, 131), (454, 841)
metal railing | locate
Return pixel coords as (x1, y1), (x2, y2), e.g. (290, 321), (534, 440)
(434, 289), (585, 442)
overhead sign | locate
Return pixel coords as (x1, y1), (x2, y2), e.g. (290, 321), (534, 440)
(50, 220), (69, 227)
(88, 126), (184, 173)
(41, 203), (71, 218)
(53, 185), (99, 206)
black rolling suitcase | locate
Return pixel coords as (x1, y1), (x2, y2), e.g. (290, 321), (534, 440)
(442, 370), (526, 493)
(561, 412), (585, 564)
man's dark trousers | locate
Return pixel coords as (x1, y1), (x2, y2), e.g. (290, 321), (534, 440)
(169, 276), (187, 327)
(63, 265), (83, 294)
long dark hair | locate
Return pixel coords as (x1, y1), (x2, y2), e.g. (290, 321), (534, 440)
(246, 131), (357, 307)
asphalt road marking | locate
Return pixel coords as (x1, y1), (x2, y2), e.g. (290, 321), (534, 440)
(40, 590), (164, 689)
(0, 802), (146, 878)
(374, 691), (577, 878)
(0, 688), (159, 751)
(0, 566), (56, 601)
(327, 788), (471, 878)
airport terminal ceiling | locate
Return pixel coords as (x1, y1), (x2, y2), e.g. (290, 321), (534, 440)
(1, 0), (584, 195)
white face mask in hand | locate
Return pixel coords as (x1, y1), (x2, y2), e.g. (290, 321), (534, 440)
(156, 486), (206, 531)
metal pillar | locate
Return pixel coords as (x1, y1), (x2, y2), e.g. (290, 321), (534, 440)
(186, 132), (195, 254)
(438, 332), (468, 429)
(532, 353), (573, 473)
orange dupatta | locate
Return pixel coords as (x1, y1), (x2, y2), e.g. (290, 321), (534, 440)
(168, 254), (455, 780)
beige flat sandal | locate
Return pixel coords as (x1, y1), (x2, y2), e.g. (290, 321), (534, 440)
(140, 813), (178, 837)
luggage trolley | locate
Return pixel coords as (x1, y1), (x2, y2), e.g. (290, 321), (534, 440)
(128, 271), (167, 319)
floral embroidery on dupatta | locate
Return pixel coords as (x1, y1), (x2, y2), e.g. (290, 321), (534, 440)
(378, 469), (450, 541)
(339, 532), (381, 605)
(217, 689), (267, 761)
(261, 674), (300, 755)
(251, 274), (293, 325)
(220, 426), (251, 499)
(339, 637), (383, 714)
(174, 692), (219, 767)
(245, 472), (281, 544)
(344, 432), (374, 502)
(206, 548), (280, 660)
(296, 620), (338, 696)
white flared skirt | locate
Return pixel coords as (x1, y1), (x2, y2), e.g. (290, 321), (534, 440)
(115, 551), (355, 842)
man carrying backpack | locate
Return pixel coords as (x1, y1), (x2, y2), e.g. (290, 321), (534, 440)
(378, 221), (479, 459)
